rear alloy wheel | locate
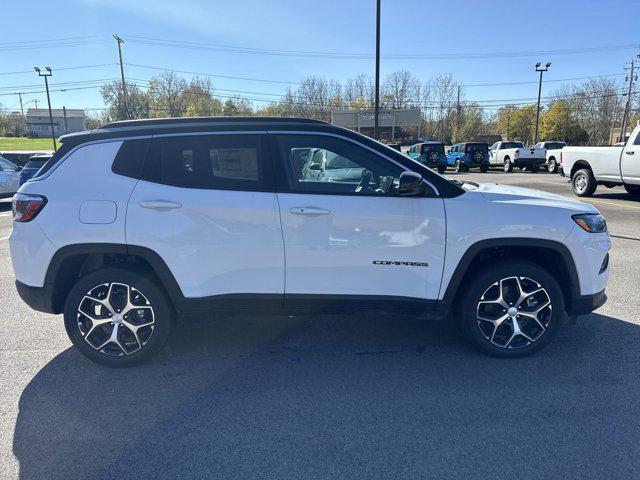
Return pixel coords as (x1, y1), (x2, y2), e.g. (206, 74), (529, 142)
(624, 184), (640, 195)
(572, 168), (597, 197)
(456, 260), (563, 357)
(454, 159), (462, 173)
(548, 158), (557, 174)
(64, 268), (172, 367)
(504, 158), (513, 172)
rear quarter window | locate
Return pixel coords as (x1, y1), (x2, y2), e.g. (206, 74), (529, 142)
(111, 139), (150, 179)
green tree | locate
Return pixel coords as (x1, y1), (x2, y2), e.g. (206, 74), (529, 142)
(100, 81), (150, 121)
(540, 100), (588, 144)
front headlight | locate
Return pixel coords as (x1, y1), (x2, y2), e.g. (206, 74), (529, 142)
(572, 213), (607, 233)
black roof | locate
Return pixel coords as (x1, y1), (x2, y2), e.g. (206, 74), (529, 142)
(101, 116), (329, 129)
(60, 116), (333, 146)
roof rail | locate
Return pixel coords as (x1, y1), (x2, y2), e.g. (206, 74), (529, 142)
(101, 116), (329, 129)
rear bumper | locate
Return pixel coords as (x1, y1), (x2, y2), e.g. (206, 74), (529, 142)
(568, 289), (607, 316)
(514, 157), (546, 167)
(15, 280), (57, 314)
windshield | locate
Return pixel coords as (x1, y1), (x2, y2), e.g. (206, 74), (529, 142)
(501, 142), (524, 149)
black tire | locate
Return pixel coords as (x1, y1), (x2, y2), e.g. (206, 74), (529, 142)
(64, 267), (173, 367)
(530, 166), (540, 173)
(504, 157), (513, 172)
(624, 183), (640, 195)
(454, 159), (462, 173)
(572, 168), (597, 197)
(480, 163), (489, 173)
(437, 164), (446, 174)
(455, 260), (564, 358)
(548, 158), (557, 174)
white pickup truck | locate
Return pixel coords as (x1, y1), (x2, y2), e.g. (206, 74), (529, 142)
(489, 141), (547, 173)
(561, 124), (640, 197)
(534, 141), (566, 173)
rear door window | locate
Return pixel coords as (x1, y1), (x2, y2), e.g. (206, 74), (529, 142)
(142, 135), (262, 190)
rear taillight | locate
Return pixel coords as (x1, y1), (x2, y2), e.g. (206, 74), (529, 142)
(560, 152), (563, 164)
(12, 193), (47, 222)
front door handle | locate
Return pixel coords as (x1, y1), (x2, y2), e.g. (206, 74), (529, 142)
(626, 151), (635, 155)
(139, 200), (182, 210)
(289, 207), (331, 216)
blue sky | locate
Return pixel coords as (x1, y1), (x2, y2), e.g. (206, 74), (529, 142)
(1, 0), (638, 116)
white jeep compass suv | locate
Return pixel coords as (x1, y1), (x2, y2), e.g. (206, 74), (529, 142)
(10, 117), (611, 367)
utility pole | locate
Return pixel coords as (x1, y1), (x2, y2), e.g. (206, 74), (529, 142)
(620, 56), (639, 143)
(113, 34), (130, 120)
(34, 67), (57, 152)
(534, 62), (551, 145)
(455, 84), (461, 141)
(17, 93), (24, 116)
(34, 99), (39, 109)
(373, 0), (381, 140)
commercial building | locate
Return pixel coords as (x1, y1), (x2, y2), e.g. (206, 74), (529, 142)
(331, 108), (421, 143)
(26, 108), (86, 138)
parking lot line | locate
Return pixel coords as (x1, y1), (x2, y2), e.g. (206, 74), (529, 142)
(0, 213), (11, 217)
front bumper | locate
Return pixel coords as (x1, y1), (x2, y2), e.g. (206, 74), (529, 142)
(567, 289), (607, 316)
(15, 280), (57, 314)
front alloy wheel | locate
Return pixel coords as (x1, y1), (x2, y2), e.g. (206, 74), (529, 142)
(64, 268), (172, 367)
(548, 158), (557, 173)
(456, 260), (563, 357)
(476, 276), (551, 349)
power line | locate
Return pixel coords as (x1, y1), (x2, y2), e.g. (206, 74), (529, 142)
(122, 34), (639, 60)
(0, 63), (118, 76)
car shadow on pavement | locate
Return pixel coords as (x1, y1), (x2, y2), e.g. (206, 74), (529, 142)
(0, 200), (11, 212)
(12, 312), (640, 479)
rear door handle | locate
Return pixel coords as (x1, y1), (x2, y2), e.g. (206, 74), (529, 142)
(626, 151), (635, 155)
(289, 207), (331, 216)
(139, 200), (182, 210)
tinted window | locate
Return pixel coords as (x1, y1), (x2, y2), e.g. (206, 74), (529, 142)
(278, 134), (404, 196)
(112, 139), (150, 179)
(465, 143), (488, 154)
(421, 144), (444, 155)
(24, 159), (47, 169)
(0, 158), (17, 172)
(143, 135), (261, 190)
(545, 142), (565, 150)
(500, 142), (524, 149)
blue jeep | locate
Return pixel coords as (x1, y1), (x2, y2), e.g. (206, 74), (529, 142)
(446, 142), (490, 173)
(407, 142), (447, 174)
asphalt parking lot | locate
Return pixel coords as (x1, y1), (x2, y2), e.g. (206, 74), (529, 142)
(1, 171), (639, 480)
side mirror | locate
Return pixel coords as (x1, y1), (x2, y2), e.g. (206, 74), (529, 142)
(399, 171), (429, 196)
(308, 163), (321, 171)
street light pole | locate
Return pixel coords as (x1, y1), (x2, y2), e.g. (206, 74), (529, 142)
(34, 66), (57, 152)
(534, 62), (551, 145)
(373, 0), (381, 141)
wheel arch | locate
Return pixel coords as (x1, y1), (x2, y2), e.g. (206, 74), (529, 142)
(439, 238), (580, 315)
(45, 243), (184, 314)
(570, 160), (592, 178)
